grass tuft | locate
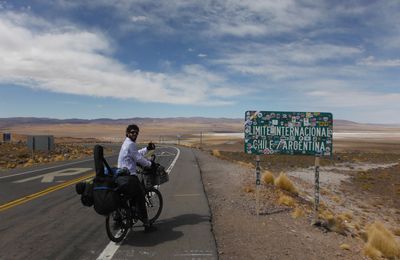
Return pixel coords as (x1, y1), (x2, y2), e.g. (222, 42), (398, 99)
(237, 161), (254, 168)
(278, 194), (296, 207)
(363, 245), (382, 259)
(274, 172), (298, 194)
(243, 186), (255, 193)
(319, 209), (334, 221)
(337, 212), (353, 223)
(262, 170), (274, 185)
(211, 149), (221, 157)
(393, 228), (400, 237)
(340, 244), (350, 250)
(363, 221), (400, 259)
(331, 195), (341, 203)
(319, 210), (349, 235)
(291, 207), (305, 218)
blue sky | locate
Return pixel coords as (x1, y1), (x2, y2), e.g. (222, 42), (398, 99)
(0, 0), (399, 123)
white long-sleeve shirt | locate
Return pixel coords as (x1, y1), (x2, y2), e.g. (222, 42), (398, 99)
(117, 137), (151, 175)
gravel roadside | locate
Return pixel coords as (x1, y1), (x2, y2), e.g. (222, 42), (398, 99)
(193, 149), (363, 260)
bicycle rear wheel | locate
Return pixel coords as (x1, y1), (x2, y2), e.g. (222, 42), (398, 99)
(145, 188), (163, 223)
(105, 207), (132, 243)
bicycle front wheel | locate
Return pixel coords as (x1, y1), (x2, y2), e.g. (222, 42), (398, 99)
(145, 188), (163, 223)
(105, 207), (132, 243)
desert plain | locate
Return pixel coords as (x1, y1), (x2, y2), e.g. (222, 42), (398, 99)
(1, 118), (400, 259)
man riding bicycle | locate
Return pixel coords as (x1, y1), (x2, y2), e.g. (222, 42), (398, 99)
(117, 124), (156, 231)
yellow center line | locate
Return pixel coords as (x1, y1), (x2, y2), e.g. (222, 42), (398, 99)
(0, 173), (95, 212)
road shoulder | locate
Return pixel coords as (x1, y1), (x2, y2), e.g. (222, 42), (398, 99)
(194, 149), (363, 259)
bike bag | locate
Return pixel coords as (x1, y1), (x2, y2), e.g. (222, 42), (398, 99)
(93, 145), (113, 177)
(75, 179), (94, 207)
(91, 145), (131, 215)
(92, 176), (119, 216)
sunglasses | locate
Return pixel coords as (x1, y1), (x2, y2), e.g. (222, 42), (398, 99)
(129, 130), (139, 135)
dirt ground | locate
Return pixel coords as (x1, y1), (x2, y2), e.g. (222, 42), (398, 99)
(0, 139), (113, 171)
(196, 139), (400, 259)
(195, 149), (364, 259)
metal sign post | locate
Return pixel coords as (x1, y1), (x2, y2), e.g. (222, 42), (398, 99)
(314, 153), (321, 222)
(255, 155), (261, 216)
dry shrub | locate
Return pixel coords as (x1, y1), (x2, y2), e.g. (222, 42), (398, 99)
(319, 210), (349, 235)
(338, 212), (353, 223)
(354, 223), (361, 231)
(211, 149), (221, 157)
(54, 155), (64, 162)
(262, 171), (274, 185)
(393, 228), (400, 237)
(328, 218), (348, 235)
(340, 244), (350, 250)
(243, 186), (255, 193)
(320, 189), (330, 196)
(319, 209), (333, 221)
(363, 245), (382, 260)
(331, 195), (341, 203)
(237, 161), (254, 168)
(274, 172), (298, 194)
(363, 222), (400, 259)
(291, 207), (305, 218)
(278, 194), (296, 207)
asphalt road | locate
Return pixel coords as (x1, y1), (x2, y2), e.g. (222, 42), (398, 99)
(0, 145), (217, 260)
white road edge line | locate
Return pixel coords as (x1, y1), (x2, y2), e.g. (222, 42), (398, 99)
(96, 146), (180, 260)
(166, 146), (180, 174)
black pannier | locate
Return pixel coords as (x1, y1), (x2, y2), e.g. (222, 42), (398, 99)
(76, 145), (125, 215)
(75, 179), (94, 207)
(92, 176), (120, 216)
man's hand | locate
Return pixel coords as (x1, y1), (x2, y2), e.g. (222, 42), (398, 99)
(147, 142), (156, 151)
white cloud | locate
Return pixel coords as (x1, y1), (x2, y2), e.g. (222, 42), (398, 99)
(358, 56), (400, 67)
(198, 53), (207, 58)
(284, 77), (400, 109)
(214, 42), (363, 80)
(210, 87), (242, 98)
(208, 0), (324, 37)
(131, 16), (148, 23)
(0, 11), (236, 106)
(52, 0), (324, 38)
(305, 89), (400, 124)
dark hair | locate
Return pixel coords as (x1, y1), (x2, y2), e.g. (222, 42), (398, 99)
(126, 124), (139, 136)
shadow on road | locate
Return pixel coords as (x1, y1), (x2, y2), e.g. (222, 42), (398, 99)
(123, 213), (210, 246)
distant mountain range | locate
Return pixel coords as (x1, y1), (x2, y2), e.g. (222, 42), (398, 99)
(0, 117), (399, 129)
(0, 117), (241, 128)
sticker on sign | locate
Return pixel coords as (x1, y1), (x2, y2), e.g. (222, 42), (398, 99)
(244, 111), (333, 156)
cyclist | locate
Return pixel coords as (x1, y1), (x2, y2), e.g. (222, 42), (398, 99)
(117, 124), (156, 231)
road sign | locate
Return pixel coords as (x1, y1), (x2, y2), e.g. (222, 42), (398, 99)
(3, 133), (11, 142)
(27, 135), (55, 152)
(244, 111), (333, 156)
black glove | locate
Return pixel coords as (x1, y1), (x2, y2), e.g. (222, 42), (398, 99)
(147, 142), (156, 151)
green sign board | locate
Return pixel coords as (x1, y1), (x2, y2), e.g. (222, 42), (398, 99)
(244, 111), (333, 156)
